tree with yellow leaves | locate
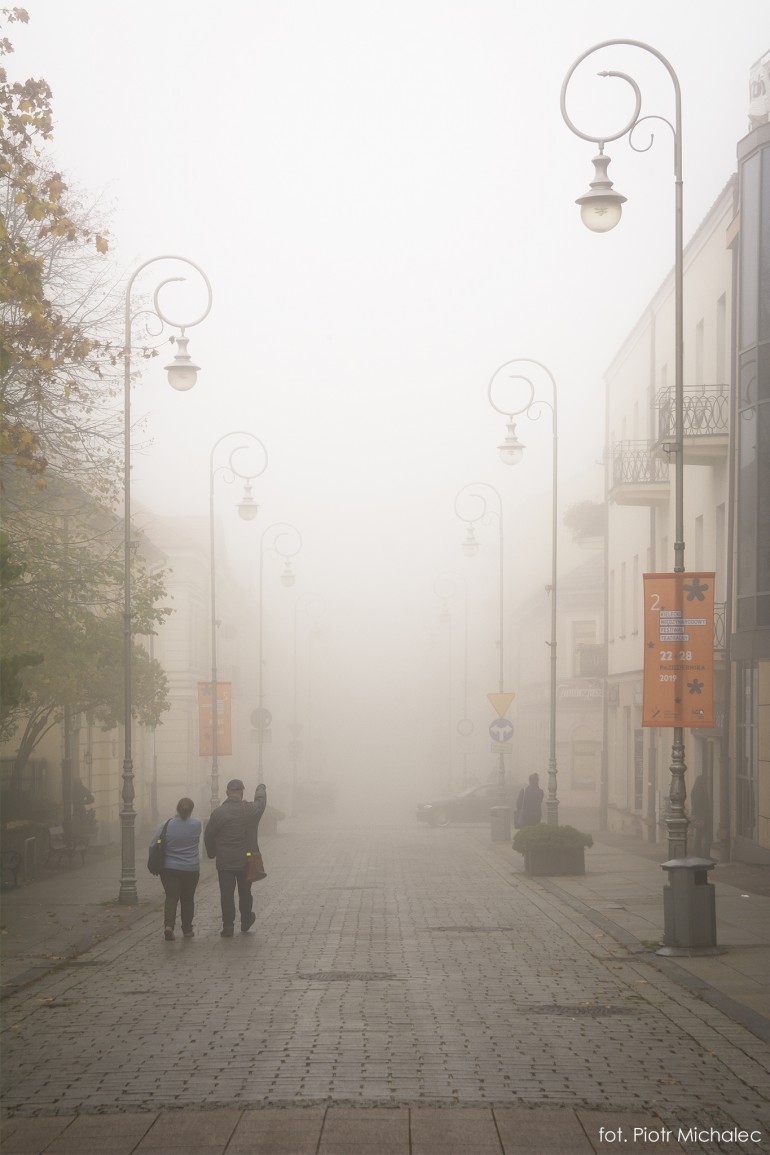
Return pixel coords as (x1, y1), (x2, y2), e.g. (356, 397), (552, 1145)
(1, 6), (117, 493)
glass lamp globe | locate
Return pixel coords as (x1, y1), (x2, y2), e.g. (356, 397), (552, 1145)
(576, 151), (626, 234)
(462, 527), (479, 558)
(165, 333), (199, 391)
(237, 483), (259, 522)
(498, 421), (525, 466)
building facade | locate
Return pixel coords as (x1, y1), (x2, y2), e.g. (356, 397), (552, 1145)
(603, 179), (735, 850)
(731, 120), (770, 863)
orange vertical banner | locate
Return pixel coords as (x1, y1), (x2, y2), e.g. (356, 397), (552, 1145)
(197, 682), (233, 756)
(642, 573), (715, 728)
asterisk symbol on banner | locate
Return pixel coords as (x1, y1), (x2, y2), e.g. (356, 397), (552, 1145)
(688, 678), (704, 695)
(684, 577), (709, 602)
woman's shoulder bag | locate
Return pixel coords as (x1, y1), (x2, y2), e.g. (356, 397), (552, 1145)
(148, 818), (172, 875)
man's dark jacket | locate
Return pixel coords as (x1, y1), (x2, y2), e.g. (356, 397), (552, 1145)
(204, 784), (267, 870)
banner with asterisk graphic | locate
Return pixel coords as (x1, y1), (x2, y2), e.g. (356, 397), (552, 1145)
(642, 573), (715, 728)
(197, 682), (233, 756)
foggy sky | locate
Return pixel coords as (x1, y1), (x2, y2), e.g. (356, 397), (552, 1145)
(13, 1), (767, 801)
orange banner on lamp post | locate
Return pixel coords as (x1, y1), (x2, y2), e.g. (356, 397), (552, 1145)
(642, 573), (715, 728)
(197, 682), (233, 756)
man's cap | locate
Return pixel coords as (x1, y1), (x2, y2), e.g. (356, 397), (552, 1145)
(226, 779), (245, 792)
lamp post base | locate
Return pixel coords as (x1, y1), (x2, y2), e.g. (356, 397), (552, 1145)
(118, 808), (138, 906)
(490, 805), (511, 843)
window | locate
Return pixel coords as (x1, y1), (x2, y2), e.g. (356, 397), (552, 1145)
(736, 664), (758, 839)
(634, 729), (644, 811)
(620, 562), (626, 638)
(632, 555), (639, 635)
(573, 620), (597, 677)
(609, 569), (615, 642)
(716, 294), (727, 383)
(716, 503), (726, 602)
(572, 741), (600, 790)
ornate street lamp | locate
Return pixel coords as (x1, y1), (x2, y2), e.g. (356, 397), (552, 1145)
(256, 523), (303, 781)
(208, 432), (268, 809)
(489, 358), (560, 825)
(433, 572), (473, 793)
(120, 256), (212, 905)
(292, 593), (325, 792)
(561, 41), (687, 857)
(454, 481), (510, 838)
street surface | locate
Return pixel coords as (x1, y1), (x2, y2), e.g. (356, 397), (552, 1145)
(1, 817), (769, 1154)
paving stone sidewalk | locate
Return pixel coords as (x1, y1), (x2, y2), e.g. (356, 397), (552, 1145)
(1, 818), (769, 1155)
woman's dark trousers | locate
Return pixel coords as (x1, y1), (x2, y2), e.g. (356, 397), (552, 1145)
(160, 869), (200, 932)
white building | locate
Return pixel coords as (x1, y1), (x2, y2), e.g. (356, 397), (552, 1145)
(603, 179), (735, 846)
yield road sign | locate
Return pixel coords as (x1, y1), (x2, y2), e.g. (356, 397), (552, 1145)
(488, 717), (514, 743)
(487, 692), (515, 717)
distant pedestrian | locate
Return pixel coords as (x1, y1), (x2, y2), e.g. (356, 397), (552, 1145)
(516, 773), (544, 828)
(204, 778), (267, 937)
(71, 777), (94, 840)
(690, 775), (713, 858)
(149, 798), (201, 941)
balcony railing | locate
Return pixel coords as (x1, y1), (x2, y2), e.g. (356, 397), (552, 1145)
(714, 601), (726, 651)
(612, 441), (669, 487)
(656, 383), (730, 443)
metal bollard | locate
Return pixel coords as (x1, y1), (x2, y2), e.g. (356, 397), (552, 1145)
(658, 858), (725, 956)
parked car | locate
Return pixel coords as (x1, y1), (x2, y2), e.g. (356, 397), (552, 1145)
(416, 782), (511, 827)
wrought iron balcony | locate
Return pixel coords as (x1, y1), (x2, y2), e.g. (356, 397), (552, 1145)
(654, 383), (729, 463)
(610, 441), (669, 506)
(714, 601), (726, 652)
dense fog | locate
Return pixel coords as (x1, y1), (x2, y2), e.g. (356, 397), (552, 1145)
(11, 0), (767, 823)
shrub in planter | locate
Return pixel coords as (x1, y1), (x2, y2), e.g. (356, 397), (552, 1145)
(512, 823), (593, 876)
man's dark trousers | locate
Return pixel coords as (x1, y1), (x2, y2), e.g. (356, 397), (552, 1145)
(217, 868), (253, 929)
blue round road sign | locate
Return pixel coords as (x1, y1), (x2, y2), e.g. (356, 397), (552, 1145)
(488, 717), (514, 742)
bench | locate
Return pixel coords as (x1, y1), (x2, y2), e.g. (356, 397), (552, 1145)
(45, 826), (88, 868)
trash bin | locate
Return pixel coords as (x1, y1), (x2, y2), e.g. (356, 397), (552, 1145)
(490, 805), (510, 843)
(660, 858), (719, 951)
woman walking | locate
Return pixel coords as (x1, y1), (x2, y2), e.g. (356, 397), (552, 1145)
(150, 798), (201, 941)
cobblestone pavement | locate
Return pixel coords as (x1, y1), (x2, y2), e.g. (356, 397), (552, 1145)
(2, 819), (769, 1154)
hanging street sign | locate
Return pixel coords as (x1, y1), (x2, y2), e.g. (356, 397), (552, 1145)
(198, 683), (233, 756)
(642, 572), (715, 728)
(250, 707), (272, 731)
(487, 692), (515, 717)
(488, 717), (514, 743)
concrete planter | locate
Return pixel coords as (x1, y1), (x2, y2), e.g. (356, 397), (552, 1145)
(524, 844), (586, 876)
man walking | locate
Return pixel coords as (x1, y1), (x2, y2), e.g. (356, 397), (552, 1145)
(204, 778), (267, 937)
(516, 772), (544, 827)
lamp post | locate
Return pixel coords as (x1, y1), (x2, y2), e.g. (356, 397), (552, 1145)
(292, 593), (325, 792)
(454, 482), (510, 837)
(561, 41), (687, 857)
(208, 432), (268, 809)
(489, 358), (559, 825)
(434, 572), (473, 792)
(120, 255), (212, 905)
(256, 523), (303, 782)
